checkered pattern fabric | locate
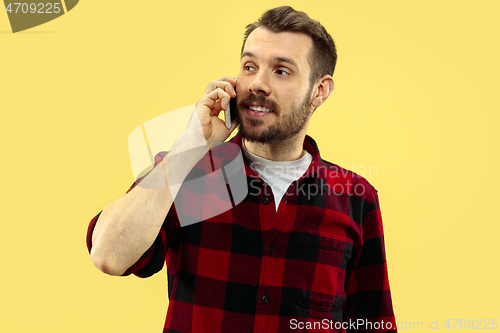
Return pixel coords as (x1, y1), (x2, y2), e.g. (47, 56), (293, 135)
(86, 134), (397, 332)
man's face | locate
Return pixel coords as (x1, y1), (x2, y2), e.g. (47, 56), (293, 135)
(236, 27), (315, 144)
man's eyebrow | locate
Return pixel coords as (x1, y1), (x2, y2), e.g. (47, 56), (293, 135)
(241, 51), (254, 59)
(241, 52), (298, 68)
(272, 56), (298, 68)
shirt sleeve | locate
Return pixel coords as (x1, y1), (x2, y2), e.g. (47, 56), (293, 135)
(343, 192), (397, 332)
(86, 151), (180, 278)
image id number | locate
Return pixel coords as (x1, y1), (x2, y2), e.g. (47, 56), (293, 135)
(6, 3), (62, 14)
(444, 319), (498, 329)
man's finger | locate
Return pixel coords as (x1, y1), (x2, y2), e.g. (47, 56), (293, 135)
(206, 80), (236, 98)
(215, 76), (237, 85)
(204, 88), (231, 110)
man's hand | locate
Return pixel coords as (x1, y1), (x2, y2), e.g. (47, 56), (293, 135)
(196, 76), (239, 144)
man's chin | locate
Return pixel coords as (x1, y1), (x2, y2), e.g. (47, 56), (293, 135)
(239, 128), (285, 145)
(238, 125), (268, 144)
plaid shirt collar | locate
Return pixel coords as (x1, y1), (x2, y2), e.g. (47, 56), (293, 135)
(227, 133), (329, 188)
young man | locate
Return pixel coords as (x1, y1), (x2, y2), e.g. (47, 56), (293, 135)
(87, 6), (397, 333)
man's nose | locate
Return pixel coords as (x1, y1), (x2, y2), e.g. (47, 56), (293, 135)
(249, 71), (270, 96)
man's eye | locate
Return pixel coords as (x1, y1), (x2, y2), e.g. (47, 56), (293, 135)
(276, 69), (290, 76)
(245, 65), (255, 71)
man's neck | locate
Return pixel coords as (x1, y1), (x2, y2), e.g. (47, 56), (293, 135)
(242, 134), (307, 162)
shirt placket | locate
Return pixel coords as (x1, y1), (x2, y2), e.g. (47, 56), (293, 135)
(254, 179), (299, 333)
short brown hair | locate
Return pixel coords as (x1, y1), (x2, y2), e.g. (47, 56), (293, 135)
(242, 6), (337, 87)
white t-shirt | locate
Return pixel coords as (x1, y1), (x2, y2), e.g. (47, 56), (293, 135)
(242, 141), (312, 211)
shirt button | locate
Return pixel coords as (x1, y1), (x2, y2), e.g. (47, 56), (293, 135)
(262, 295), (269, 303)
(262, 197), (269, 205)
(268, 246), (275, 254)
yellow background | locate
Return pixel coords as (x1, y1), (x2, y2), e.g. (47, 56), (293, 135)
(1, 0), (499, 332)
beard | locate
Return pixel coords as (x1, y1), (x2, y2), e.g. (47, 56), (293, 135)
(236, 89), (313, 145)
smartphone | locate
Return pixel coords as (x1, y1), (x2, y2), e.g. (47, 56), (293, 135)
(225, 92), (238, 130)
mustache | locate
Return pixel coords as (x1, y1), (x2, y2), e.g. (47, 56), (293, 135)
(237, 94), (279, 113)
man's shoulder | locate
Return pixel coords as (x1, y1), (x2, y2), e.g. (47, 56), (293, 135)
(208, 138), (242, 161)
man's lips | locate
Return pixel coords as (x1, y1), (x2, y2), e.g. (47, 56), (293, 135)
(246, 105), (274, 117)
(248, 105), (273, 112)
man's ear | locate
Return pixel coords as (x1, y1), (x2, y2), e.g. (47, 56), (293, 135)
(311, 75), (335, 109)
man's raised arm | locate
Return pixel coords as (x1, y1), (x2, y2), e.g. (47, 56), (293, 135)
(88, 76), (238, 276)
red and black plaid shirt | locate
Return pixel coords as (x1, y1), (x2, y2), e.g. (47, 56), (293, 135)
(87, 134), (396, 332)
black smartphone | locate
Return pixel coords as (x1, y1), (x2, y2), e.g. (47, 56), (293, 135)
(225, 91), (238, 130)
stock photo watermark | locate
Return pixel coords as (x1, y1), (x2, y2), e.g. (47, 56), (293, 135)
(127, 105), (382, 227)
(290, 319), (499, 330)
(3, 0), (79, 33)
